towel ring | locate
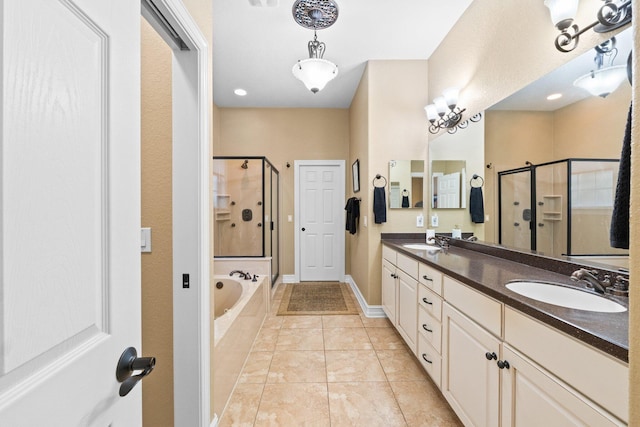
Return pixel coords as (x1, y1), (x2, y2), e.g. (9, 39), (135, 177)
(402, 189), (409, 196)
(470, 174), (484, 188)
(373, 174), (387, 188)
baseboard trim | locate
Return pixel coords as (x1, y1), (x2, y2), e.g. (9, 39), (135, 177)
(282, 274), (297, 283)
(344, 275), (386, 318)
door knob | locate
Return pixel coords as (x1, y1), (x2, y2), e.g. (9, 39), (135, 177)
(116, 347), (156, 397)
(301, 227), (306, 231)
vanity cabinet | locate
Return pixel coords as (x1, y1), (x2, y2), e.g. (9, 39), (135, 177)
(381, 247), (419, 354)
(442, 279), (502, 427)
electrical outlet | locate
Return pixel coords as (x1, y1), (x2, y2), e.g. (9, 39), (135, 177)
(416, 215), (424, 227)
(363, 216), (368, 227)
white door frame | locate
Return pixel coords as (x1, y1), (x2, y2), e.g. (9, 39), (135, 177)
(142, 1), (211, 426)
(294, 160), (346, 282)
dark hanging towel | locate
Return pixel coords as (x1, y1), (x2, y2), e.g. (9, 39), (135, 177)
(344, 197), (360, 235)
(373, 187), (387, 224)
(401, 190), (410, 208)
(469, 187), (485, 223)
(610, 103), (632, 249)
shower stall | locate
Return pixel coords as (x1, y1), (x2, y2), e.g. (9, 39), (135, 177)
(498, 158), (626, 258)
(212, 156), (279, 284)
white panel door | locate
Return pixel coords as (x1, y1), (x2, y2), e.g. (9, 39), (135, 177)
(299, 163), (344, 281)
(438, 172), (461, 208)
(0, 0), (141, 425)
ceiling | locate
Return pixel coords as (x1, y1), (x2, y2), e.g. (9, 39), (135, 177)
(491, 27), (632, 112)
(212, 0), (474, 109)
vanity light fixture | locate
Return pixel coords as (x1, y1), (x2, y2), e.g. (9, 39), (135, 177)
(291, 0), (339, 94)
(424, 88), (482, 134)
(544, 0), (631, 53)
(573, 37), (627, 97)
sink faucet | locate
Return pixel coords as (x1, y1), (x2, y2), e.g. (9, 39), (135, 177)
(570, 269), (611, 294)
(229, 270), (251, 280)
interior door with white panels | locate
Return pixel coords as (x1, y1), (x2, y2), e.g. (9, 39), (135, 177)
(297, 161), (345, 281)
(0, 0), (141, 424)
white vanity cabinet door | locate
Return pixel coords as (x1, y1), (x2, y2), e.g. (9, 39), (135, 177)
(382, 259), (397, 325)
(443, 303), (500, 427)
(501, 345), (625, 427)
(397, 269), (418, 354)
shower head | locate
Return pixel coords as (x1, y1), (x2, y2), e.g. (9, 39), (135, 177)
(241, 160), (249, 169)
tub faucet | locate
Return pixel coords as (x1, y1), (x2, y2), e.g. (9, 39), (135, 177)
(229, 270), (251, 280)
(570, 268), (611, 294)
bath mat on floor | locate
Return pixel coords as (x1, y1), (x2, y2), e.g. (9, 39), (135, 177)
(277, 282), (359, 316)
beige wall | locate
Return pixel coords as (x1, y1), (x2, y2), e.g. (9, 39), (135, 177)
(215, 108), (350, 276)
(429, 0), (637, 422)
(140, 0), (213, 425)
(349, 60), (429, 304)
(141, 18), (174, 427)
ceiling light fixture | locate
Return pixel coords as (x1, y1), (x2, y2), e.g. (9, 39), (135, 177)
(291, 0), (339, 94)
(424, 88), (482, 134)
(544, 0), (631, 53)
(547, 93), (563, 100)
(234, 88), (247, 96)
(573, 37), (627, 97)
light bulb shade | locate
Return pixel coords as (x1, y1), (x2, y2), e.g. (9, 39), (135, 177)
(573, 65), (627, 98)
(442, 88), (459, 109)
(424, 104), (438, 122)
(292, 58), (338, 93)
(544, 0), (578, 30)
(434, 97), (448, 115)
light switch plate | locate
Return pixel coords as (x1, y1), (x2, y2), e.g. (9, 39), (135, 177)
(141, 227), (152, 253)
(416, 215), (424, 227)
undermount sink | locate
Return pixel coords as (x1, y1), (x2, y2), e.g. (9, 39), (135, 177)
(505, 281), (627, 313)
(402, 243), (442, 251)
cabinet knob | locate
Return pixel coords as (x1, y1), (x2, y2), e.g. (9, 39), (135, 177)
(485, 352), (497, 361)
(422, 297), (433, 305)
(422, 354), (433, 364)
(422, 275), (433, 282)
(422, 324), (433, 333)
(497, 360), (510, 369)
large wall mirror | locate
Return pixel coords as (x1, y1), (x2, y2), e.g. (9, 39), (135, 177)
(389, 160), (424, 208)
(437, 28), (631, 270)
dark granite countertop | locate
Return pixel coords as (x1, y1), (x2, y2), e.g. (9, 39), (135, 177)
(381, 237), (629, 363)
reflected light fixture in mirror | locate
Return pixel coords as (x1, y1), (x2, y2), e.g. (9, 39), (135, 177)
(573, 38), (626, 98)
(544, 0), (632, 53)
(291, 0), (339, 94)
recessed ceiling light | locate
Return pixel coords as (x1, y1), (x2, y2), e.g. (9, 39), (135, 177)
(547, 93), (562, 100)
(234, 88), (247, 96)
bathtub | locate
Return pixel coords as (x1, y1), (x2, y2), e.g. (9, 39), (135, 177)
(211, 274), (267, 421)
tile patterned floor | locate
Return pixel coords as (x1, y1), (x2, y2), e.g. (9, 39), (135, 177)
(219, 283), (462, 427)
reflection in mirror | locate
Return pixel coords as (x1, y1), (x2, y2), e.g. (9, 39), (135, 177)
(431, 160), (466, 209)
(483, 29), (631, 270)
(389, 160), (424, 208)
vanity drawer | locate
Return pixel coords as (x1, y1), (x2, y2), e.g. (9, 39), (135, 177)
(418, 306), (442, 353)
(418, 333), (441, 389)
(419, 263), (443, 295)
(382, 245), (397, 264)
(443, 277), (502, 338)
(397, 252), (418, 279)
(418, 284), (442, 321)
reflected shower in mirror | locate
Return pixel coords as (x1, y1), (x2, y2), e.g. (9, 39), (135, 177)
(389, 160), (424, 208)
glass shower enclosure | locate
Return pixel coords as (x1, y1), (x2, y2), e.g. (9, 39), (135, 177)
(498, 158), (626, 258)
(212, 156), (279, 285)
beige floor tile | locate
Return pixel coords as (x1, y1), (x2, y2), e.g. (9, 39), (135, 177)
(238, 352), (273, 384)
(390, 381), (463, 426)
(252, 328), (279, 352)
(377, 350), (429, 382)
(324, 327), (373, 350)
(267, 350), (327, 383)
(281, 315), (323, 329)
(275, 327), (324, 350)
(367, 326), (406, 350)
(328, 382), (407, 427)
(325, 350), (387, 383)
(360, 315), (393, 328)
(322, 314), (364, 329)
(255, 383), (330, 426)
(218, 383), (263, 427)
(260, 316), (283, 330)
